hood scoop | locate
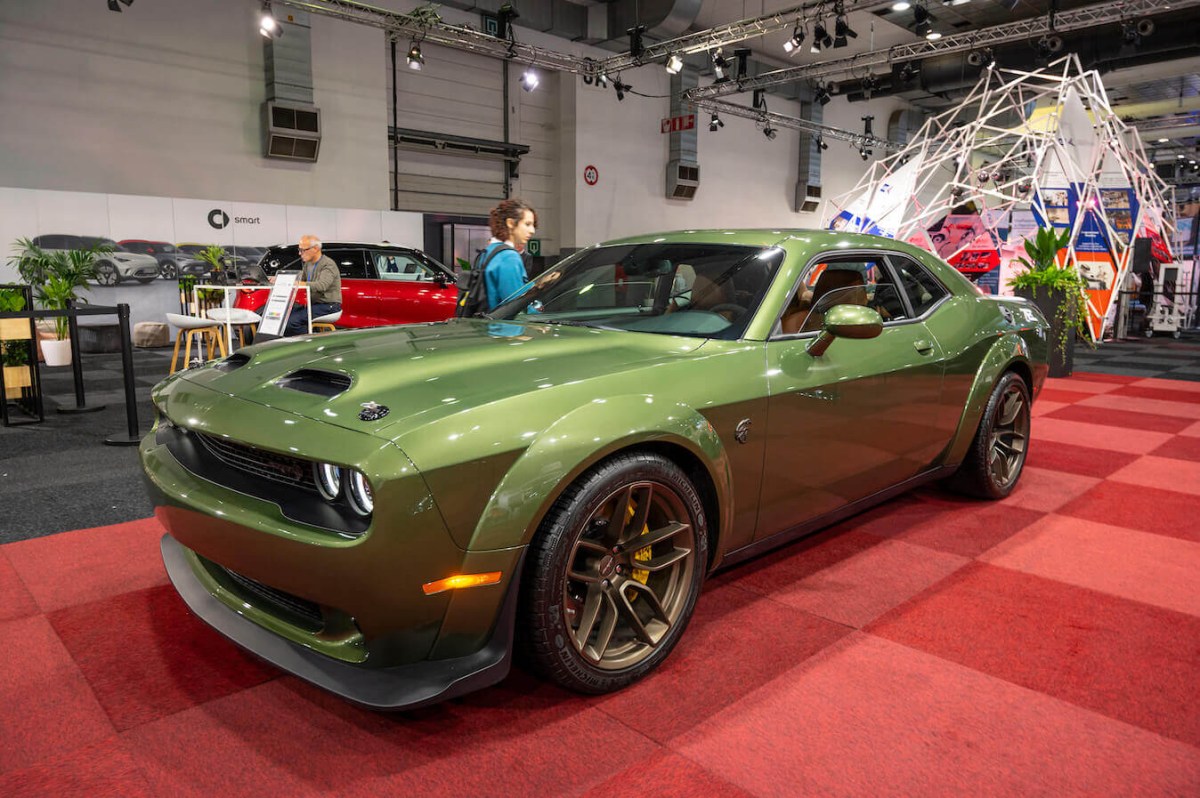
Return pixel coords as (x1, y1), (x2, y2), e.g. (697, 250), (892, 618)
(214, 353), (251, 373)
(275, 368), (352, 398)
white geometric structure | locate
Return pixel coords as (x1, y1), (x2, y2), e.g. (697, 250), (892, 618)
(823, 55), (1176, 341)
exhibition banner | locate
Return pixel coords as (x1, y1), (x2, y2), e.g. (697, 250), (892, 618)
(828, 156), (923, 238)
(0, 186), (424, 330)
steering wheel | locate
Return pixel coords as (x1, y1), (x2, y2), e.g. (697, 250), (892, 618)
(708, 303), (748, 321)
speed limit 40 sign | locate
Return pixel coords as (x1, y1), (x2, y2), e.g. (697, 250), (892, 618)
(583, 164), (599, 186)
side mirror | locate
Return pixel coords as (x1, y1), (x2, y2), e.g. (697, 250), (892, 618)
(807, 304), (883, 357)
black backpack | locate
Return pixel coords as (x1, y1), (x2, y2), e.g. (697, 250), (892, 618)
(455, 245), (506, 318)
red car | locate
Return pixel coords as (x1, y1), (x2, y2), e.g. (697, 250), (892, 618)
(234, 242), (458, 328)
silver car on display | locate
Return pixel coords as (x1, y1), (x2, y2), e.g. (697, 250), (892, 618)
(32, 234), (161, 285)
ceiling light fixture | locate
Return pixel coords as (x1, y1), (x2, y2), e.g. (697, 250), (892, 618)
(734, 48), (751, 81)
(709, 113), (724, 132)
(406, 41), (424, 70)
(259, 1), (282, 38)
(763, 124), (777, 140)
(860, 147), (872, 161)
(892, 2), (911, 10)
(833, 3), (857, 48)
(614, 80), (629, 102)
(596, 72), (609, 89)
(817, 134), (829, 151)
(814, 83), (832, 106)
(783, 24), (806, 55)
(108, 0), (134, 12)
(712, 50), (730, 82)
(665, 54), (683, 75)
(811, 21), (834, 53)
(520, 69), (539, 91)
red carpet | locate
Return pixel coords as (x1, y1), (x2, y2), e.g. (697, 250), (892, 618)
(1, 372), (1198, 794)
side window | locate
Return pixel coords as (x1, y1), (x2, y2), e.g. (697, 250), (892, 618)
(372, 250), (432, 281)
(888, 255), (949, 317)
(778, 255), (909, 336)
(326, 248), (369, 279)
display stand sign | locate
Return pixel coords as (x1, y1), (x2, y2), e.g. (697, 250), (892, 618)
(256, 273), (298, 341)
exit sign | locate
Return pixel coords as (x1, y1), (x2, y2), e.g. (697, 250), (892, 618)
(661, 114), (696, 134)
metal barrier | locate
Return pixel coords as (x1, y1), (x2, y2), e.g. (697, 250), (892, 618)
(0, 298), (142, 445)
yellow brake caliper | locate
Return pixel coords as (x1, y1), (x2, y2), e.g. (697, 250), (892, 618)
(627, 503), (652, 591)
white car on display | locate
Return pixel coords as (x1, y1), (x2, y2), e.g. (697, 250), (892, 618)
(31, 234), (161, 285)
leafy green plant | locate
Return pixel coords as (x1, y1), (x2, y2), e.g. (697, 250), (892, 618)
(0, 287), (26, 314)
(1, 339), (31, 367)
(1008, 226), (1089, 346)
(196, 245), (227, 278)
(9, 239), (101, 340)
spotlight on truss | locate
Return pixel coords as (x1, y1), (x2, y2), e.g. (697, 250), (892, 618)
(520, 69), (539, 92)
(783, 24), (805, 55)
(665, 54), (683, 75)
(709, 113), (724, 132)
(712, 51), (730, 82)
(814, 83), (832, 106)
(763, 124), (777, 140)
(406, 41), (424, 70)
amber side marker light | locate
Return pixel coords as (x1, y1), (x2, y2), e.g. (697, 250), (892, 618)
(422, 572), (503, 595)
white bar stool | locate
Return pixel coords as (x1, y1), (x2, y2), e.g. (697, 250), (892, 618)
(312, 309), (343, 333)
(166, 312), (228, 374)
(206, 307), (263, 348)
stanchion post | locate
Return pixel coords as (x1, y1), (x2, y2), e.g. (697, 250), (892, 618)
(105, 303), (142, 447)
(56, 302), (105, 415)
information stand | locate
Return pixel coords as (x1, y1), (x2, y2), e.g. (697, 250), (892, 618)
(256, 274), (300, 341)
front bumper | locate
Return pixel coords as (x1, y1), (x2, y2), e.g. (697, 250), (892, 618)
(162, 533), (523, 710)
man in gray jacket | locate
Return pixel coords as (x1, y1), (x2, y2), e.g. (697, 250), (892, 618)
(284, 235), (342, 336)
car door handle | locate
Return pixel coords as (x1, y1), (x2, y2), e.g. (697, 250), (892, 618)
(914, 339), (935, 355)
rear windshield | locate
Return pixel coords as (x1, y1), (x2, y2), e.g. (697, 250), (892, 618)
(490, 242), (785, 340)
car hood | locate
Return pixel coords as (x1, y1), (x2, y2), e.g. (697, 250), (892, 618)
(113, 252), (159, 264)
(175, 319), (707, 438)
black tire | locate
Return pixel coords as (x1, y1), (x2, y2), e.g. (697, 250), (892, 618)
(95, 261), (119, 286)
(948, 371), (1031, 500)
(520, 451), (707, 694)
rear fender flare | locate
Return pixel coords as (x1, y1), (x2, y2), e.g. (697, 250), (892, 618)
(465, 395), (732, 553)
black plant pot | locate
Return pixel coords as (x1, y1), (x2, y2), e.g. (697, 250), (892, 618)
(1016, 286), (1075, 378)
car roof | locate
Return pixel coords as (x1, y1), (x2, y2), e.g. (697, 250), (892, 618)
(265, 242), (423, 251)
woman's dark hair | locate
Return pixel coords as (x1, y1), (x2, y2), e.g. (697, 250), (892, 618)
(489, 198), (537, 241)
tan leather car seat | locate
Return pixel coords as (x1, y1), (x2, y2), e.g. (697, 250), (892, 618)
(798, 269), (867, 333)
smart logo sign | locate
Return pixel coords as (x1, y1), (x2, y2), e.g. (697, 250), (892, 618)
(208, 208), (262, 230)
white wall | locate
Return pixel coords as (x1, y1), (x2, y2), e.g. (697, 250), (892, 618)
(0, 0), (900, 256)
(565, 63), (909, 246)
(0, 0), (388, 209)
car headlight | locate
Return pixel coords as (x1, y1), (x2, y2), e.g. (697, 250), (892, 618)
(314, 462), (342, 501)
(347, 471), (373, 516)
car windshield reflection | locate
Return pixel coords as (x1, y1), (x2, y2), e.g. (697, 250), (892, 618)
(490, 242), (784, 340)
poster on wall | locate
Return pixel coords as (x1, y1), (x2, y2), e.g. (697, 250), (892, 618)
(0, 186), (424, 330)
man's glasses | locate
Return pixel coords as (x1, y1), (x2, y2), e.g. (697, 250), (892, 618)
(299, 245), (318, 253)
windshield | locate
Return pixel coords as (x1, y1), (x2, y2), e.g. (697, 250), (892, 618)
(489, 242), (785, 340)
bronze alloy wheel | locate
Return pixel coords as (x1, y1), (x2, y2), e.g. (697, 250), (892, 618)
(563, 480), (696, 669)
(987, 379), (1030, 490)
(522, 452), (706, 693)
(949, 370), (1032, 500)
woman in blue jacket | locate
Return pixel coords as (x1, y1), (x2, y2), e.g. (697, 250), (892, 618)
(482, 198), (538, 310)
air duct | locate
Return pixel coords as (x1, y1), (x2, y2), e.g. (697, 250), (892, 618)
(666, 70), (700, 200)
(263, 9), (322, 162)
(794, 100), (823, 214)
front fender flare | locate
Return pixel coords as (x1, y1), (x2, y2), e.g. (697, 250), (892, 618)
(464, 395), (733, 553)
(944, 333), (1035, 467)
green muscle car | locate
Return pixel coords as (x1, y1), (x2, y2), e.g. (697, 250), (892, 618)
(141, 229), (1048, 709)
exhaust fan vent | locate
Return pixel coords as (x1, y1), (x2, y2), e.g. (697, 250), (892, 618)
(263, 100), (322, 162)
(666, 160), (700, 200)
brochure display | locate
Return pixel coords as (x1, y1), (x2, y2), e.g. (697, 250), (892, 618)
(824, 55), (1177, 341)
(257, 274), (299, 340)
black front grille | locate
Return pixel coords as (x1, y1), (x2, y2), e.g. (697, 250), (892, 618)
(194, 433), (316, 492)
(223, 567), (324, 630)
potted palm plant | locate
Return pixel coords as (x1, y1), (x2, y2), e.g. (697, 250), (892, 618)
(196, 244), (228, 284)
(10, 238), (100, 367)
(1008, 226), (1087, 377)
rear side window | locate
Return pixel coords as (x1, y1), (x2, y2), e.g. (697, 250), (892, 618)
(888, 255), (949, 317)
(371, 250), (437, 281)
(325, 248), (369, 279)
